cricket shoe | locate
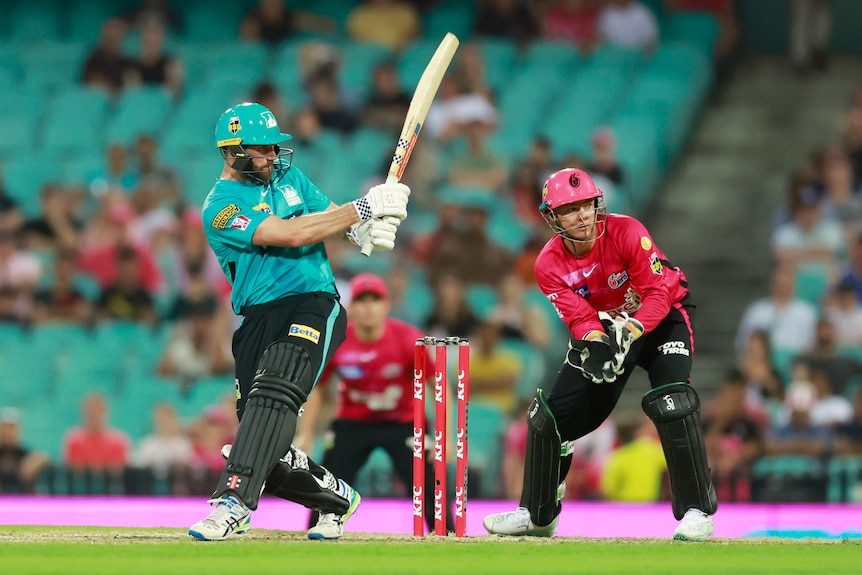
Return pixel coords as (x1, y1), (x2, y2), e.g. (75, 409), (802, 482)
(483, 507), (558, 537)
(673, 509), (714, 541)
(307, 479), (362, 540)
(189, 495), (251, 541)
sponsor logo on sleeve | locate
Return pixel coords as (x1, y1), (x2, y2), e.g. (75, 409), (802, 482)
(608, 270), (629, 289)
(252, 203), (272, 214)
(649, 252), (663, 275)
(289, 324), (320, 344)
(641, 236), (652, 250)
(211, 204), (241, 230)
(229, 215), (251, 231)
(573, 283), (591, 298)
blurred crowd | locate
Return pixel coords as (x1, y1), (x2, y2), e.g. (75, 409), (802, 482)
(4, 0), (861, 505)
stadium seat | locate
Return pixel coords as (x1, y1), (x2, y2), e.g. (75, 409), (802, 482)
(475, 38), (518, 93)
(8, 0), (62, 41)
(104, 86), (173, 145)
(793, 262), (831, 306)
(1, 155), (64, 218)
(661, 12), (720, 58)
(466, 400), (507, 498)
(499, 339), (547, 401)
(354, 448), (395, 497)
(339, 41), (392, 100)
(422, 2), (477, 43)
(521, 40), (582, 74)
(41, 87), (112, 155)
(826, 456), (862, 502)
(182, 0), (244, 42)
(65, 0), (118, 43)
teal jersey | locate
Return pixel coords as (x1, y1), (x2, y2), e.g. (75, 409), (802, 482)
(202, 167), (338, 314)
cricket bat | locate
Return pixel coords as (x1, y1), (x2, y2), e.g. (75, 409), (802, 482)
(361, 32), (460, 256)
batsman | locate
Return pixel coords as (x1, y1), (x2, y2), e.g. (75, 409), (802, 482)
(484, 168), (717, 540)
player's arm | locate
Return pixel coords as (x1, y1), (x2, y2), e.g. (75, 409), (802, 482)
(253, 183), (410, 248)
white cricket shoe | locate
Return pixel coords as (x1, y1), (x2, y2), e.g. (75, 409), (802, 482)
(189, 495), (251, 541)
(307, 479), (362, 540)
(673, 509), (714, 541)
(483, 507), (558, 537)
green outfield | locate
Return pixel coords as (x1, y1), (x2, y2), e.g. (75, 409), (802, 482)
(1, 526), (858, 575)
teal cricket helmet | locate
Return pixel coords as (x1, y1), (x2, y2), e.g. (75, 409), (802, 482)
(214, 102), (292, 148)
(214, 102), (293, 183)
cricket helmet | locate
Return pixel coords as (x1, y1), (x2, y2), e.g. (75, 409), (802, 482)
(214, 102), (293, 183)
(539, 168), (607, 242)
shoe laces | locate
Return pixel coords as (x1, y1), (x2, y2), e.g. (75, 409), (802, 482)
(203, 496), (247, 525)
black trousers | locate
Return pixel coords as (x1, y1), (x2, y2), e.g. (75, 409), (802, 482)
(233, 291), (347, 418)
(307, 419), (455, 533)
(549, 302), (696, 444)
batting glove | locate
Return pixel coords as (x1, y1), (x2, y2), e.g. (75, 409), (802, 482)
(598, 311), (644, 379)
(352, 182), (410, 221)
(347, 216), (400, 252)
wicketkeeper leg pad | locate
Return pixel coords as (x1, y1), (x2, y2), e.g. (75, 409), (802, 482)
(214, 341), (312, 509)
(642, 383), (718, 520)
(519, 389), (565, 527)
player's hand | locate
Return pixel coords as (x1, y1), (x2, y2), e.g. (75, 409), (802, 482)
(352, 182), (410, 221)
(599, 311), (644, 378)
(566, 339), (613, 384)
(348, 216), (400, 253)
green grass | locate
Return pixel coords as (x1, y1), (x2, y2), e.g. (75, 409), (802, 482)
(1, 526), (859, 575)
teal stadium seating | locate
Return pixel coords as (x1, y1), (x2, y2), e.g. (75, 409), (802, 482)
(104, 86), (173, 145)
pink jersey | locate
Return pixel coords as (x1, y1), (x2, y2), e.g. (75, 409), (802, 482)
(534, 214), (689, 340)
(320, 317), (432, 423)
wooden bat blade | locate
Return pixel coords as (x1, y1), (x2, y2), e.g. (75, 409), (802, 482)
(387, 32), (460, 184)
(361, 33), (459, 256)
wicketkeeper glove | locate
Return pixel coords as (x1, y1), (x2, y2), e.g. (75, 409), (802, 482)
(347, 216), (400, 252)
(598, 311), (644, 380)
(352, 182), (410, 221)
(566, 337), (612, 384)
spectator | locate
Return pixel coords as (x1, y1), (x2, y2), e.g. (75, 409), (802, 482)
(487, 272), (550, 351)
(156, 298), (234, 381)
(597, 0), (659, 51)
(600, 415), (667, 502)
(133, 134), (180, 203)
(838, 231), (862, 304)
(426, 201), (515, 286)
(701, 368), (765, 502)
(250, 81), (293, 130)
(735, 264), (818, 357)
(63, 393), (130, 473)
(807, 362), (853, 428)
(77, 200), (163, 295)
(24, 184), (82, 252)
(821, 279), (862, 347)
(541, 0), (601, 55)
(307, 71), (360, 135)
(0, 228), (42, 326)
(132, 402), (194, 480)
(447, 119), (507, 191)
(346, 0), (421, 51)
(797, 316), (862, 397)
(95, 246), (158, 324)
(467, 317), (522, 413)
(771, 184), (845, 272)
(423, 273), (481, 338)
(85, 143), (139, 207)
(840, 106), (862, 182)
(125, 0), (183, 33)
(765, 378), (834, 458)
(81, 18), (136, 95)
(739, 329), (787, 418)
(0, 178), (24, 234)
(240, 0), (334, 44)
(586, 127), (624, 186)
(835, 388), (862, 455)
(0, 408), (49, 494)
(473, 0), (540, 45)
(361, 60), (411, 133)
(128, 18), (183, 96)
(31, 248), (94, 325)
(788, 0), (833, 74)
(818, 151), (862, 238)
(452, 42), (497, 105)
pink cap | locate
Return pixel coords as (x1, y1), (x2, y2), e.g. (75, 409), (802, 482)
(349, 273), (388, 299)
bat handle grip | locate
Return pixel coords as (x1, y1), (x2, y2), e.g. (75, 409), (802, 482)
(360, 174), (402, 257)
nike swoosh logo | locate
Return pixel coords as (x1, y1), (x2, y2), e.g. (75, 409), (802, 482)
(583, 264), (599, 278)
